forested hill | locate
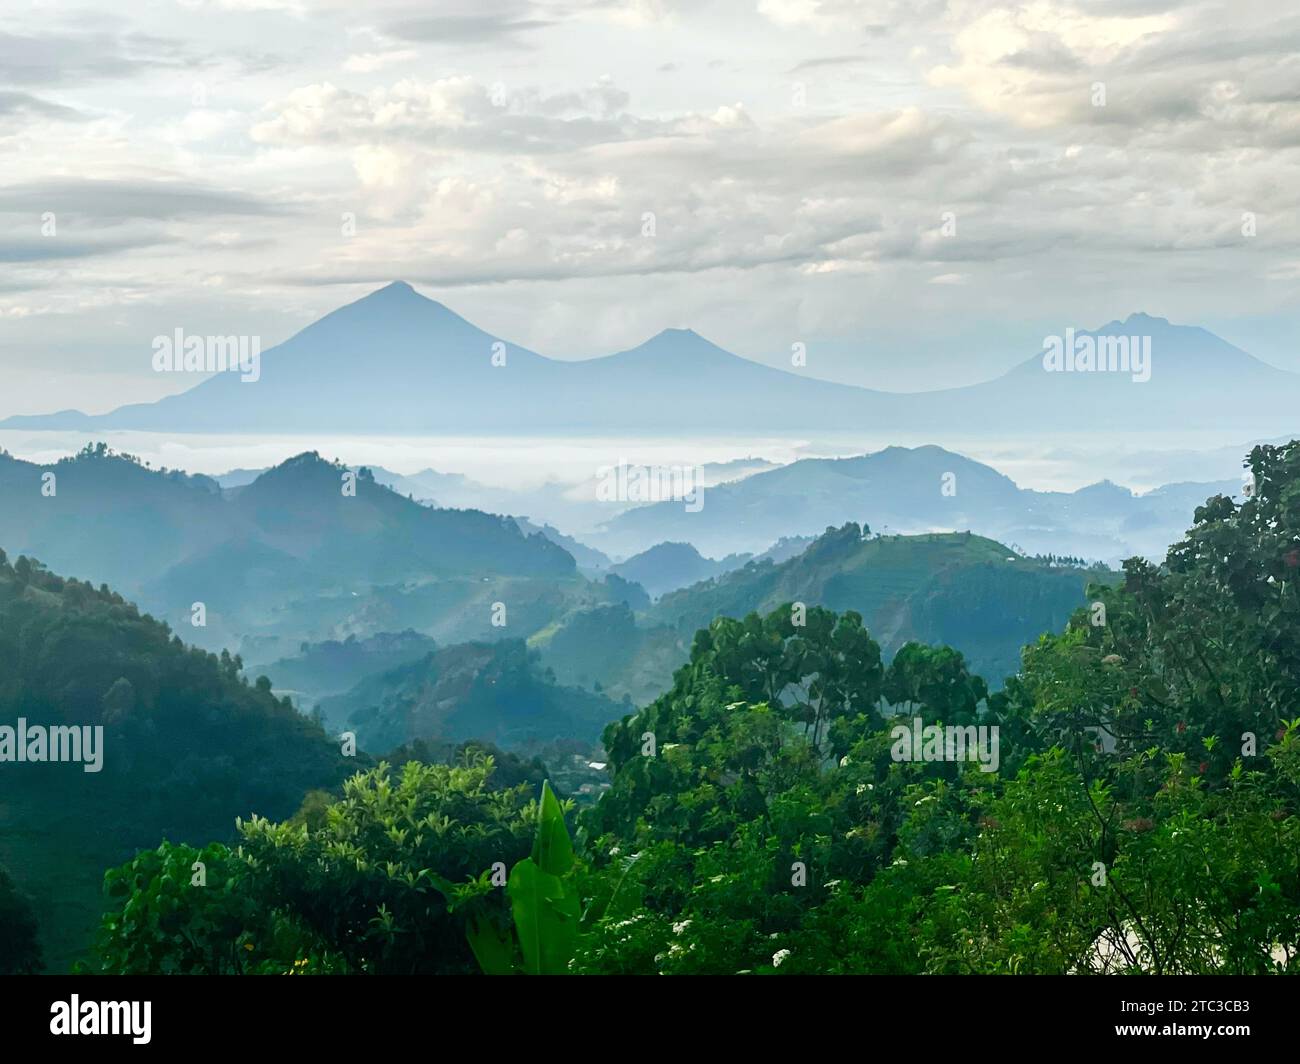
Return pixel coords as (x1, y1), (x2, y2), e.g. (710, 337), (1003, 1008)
(322, 638), (624, 753)
(0, 550), (356, 971)
(0, 445), (576, 599)
(647, 525), (1104, 684)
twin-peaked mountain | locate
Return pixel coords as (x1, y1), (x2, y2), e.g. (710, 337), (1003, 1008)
(4, 282), (1297, 434)
(3, 283), (850, 433)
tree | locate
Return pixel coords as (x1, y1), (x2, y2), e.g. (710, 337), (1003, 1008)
(88, 842), (335, 975)
(233, 753), (536, 974)
(882, 642), (987, 722)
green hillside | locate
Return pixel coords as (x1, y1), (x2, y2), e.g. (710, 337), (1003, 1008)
(0, 446), (580, 660)
(645, 525), (1105, 686)
(322, 638), (625, 753)
(261, 630), (440, 707)
(0, 549), (357, 972)
(534, 527), (1102, 706)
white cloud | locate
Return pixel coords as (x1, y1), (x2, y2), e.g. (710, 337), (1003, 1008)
(928, 1), (1178, 128)
(342, 50), (418, 73)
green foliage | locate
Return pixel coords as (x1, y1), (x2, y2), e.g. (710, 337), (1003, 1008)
(507, 782), (581, 974)
(0, 865), (43, 974)
(465, 780), (584, 975)
(569, 446), (1300, 973)
(73, 440), (1300, 976)
(87, 842), (337, 975)
(235, 754), (536, 974)
(0, 555), (353, 971)
(844, 741), (1300, 974)
(90, 752), (539, 974)
(570, 604), (990, 972)
(883, 642), (987, 721)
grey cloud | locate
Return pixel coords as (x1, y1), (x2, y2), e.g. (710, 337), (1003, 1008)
(1068, 0), (1181, 12)
(1123, 19), (1300, 70)
(1000, 42), (1085, 73)
(384, 15), (553, 45)
(456, 114), (652, 152)
(0, 179), (285, 223)
(528, 82), (631, 118)
(0, 232), (164, 263)
(2, 0), (1293, 369)
(0, 91), (86, 120)
(276, 245), (843, 289)
(0, 30), (190, 86)
(788, 56), (867, 74)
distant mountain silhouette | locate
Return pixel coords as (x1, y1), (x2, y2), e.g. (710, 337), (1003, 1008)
(5, 284), (1296, 434)
(512, 517), (612, 572)
(610, 541), (751, 598)
(590, 443), (1241, 561)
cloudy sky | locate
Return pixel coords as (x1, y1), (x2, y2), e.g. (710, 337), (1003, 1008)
(1, 0), (1297, 416)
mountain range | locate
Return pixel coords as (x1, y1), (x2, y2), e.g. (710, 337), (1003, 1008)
(4, 282), (1297, 435)
(589, 444), (1242, 562)
(0, 438), (1246, 680)
(203, 443), (1242, 570)
(0, 446), (584, 658)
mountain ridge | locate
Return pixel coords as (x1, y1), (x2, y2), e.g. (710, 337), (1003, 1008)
(5, 282), (1297, 434)
(589, 442), (1240, 561)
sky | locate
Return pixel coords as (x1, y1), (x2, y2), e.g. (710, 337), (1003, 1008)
(0, 0), (1297, 416)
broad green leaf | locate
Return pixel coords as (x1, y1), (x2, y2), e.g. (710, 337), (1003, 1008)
(467, 914), (517, 976)
(531, 780), (575, 877)
(509, 857), (579, 975)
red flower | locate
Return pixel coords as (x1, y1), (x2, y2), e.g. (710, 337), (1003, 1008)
(1198, 761), (1208, 774)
